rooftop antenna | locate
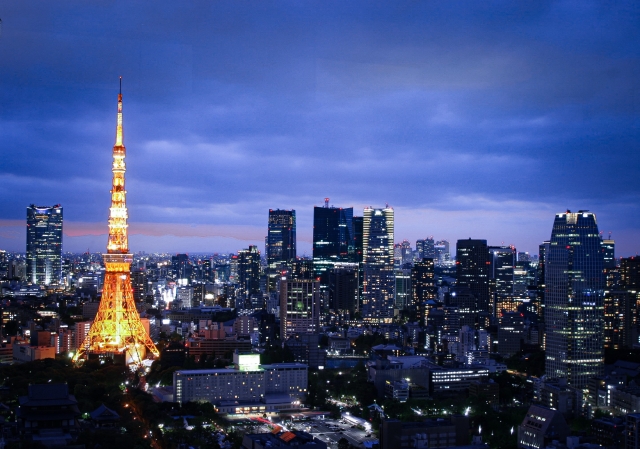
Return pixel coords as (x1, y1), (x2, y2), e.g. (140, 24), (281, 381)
(324, 198), (329, 208)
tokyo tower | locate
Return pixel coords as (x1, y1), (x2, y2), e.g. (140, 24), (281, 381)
(73, 79), (159, 366)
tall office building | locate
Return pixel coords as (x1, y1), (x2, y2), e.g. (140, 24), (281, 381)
(601, 238), (616, 288)
(456, 239), (490, 313)
(266, 209), (296, 291)
(362, 206), (394, 320)
(130, 268), (148, 303)
(171, 253), (192, 280)
(537, 241), (551, 325)
(327, 267), (358, 314)
(312, 199), (354, 274)
(353, 216), (364, 264)
(434, 240), (450, 265)
(394, 269), (412, 309)
(602, 239), (616, 270)
(412, 259), (436, 303)
(280, 278), (320, 339)
(620, 257), (640, 348)
(621, 257), (640, 290)
(544, 210), (605, 388)
(26, 204), (63, 286)
(399, 240), (413, 266)
(237, 245), (261, 308)
(416, 237), (435, 261)
(488, 245), (516, 315)
(353, 215), (364, 310)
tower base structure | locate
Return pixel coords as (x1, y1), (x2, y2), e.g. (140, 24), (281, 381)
(73, 253), (159, 367)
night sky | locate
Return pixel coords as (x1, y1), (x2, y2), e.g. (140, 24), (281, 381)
(1, 2), (639, 256)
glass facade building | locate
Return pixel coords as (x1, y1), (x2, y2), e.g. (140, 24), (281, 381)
(456, 239), (490, 312)
(266, 209), (296, 291)
(488, 245), (517, 314)
(26, 204), (63, 286)
(312, 201), (354, 277)
(544, 210), (605, 389)
(237, 245), (261, 308)
(362, 206), (394, 320)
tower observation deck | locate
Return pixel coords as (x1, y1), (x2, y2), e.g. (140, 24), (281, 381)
(73, 79), (159, 366)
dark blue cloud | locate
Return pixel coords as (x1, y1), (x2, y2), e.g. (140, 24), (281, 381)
(0, 0), (638, 255)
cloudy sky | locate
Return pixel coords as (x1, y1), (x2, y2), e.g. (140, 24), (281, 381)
(1, 1), (639, 257)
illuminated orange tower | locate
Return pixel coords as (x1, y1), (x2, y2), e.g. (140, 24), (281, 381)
(74, 79), (159, 366)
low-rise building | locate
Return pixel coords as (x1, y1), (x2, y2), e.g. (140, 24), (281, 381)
(626, 413), (640, 449)
(173, 353), (307, 414)
(13, 341), (55, 363)
(17, 383), (80, 446)
(469, 379), (499, 405)
(612, 387), (640, 416)
(517, 405), (569, 449)
(429, 367), (489, 396)
(242, 430), (326, 449)
(384, 379), (410, 402)
(379, 416), (469, 449)
(185, 336), (252, 361)
(591, 416), (624, 449)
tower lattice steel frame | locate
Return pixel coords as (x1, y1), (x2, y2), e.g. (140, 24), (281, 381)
(73, 79), (159, 366)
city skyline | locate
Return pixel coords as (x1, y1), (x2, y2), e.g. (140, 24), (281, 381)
(1, 2), (639, 256)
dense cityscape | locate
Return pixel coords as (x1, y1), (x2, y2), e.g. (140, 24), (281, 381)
(2, 3), (640, 449)
(1, 96), (640, 448)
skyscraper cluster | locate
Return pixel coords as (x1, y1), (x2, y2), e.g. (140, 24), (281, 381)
(7, 83), (633, 420)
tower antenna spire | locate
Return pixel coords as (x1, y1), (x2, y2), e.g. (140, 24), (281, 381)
(119, 76), (122, 94)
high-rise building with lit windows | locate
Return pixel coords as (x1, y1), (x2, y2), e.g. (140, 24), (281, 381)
(601, 238), (616, 288)
(544, 210), (605, 389)
(26, 204), (63, 286)
(313, 199), (354, 278)
(537, 241), (550, 326)
(266, 209), (296, 291)
(416, 237), (435, 261)
(456, 239), (490, 312)
(238, 245), (261, 308)
(280, 278), (320, 339)
(412, 258), (436, 320)
(488, 245), (516, 315)
(362, 206), (394, 320)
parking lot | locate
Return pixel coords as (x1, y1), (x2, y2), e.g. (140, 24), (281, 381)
(289, 417), (377, 448)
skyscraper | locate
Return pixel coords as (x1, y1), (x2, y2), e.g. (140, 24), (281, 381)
(26, 204), (63, 285)
(327, 267), (358, 314)
(362, 206), (394, 320)
(171, 253), (192, 280)
(412, 258), (437, 326)
(280, 277), (320, 339)
(456, 239), (490, 313)
(544, 210), (605, 388)
(266, 209), (296, 291)
(537, 240), (551, 326)
(488, 245), (516, 314)
(353, 215), (364, 310)
(412, 258), (436, 303)
(394, 268), (411, 309)
(601, 238), (616, 288)
(312, 199), (354, 277)
(434, 240), (450, 265)
(73, 80), (158, 366)
(416, 237), (435, 260)
(237, 245), (261, 308)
